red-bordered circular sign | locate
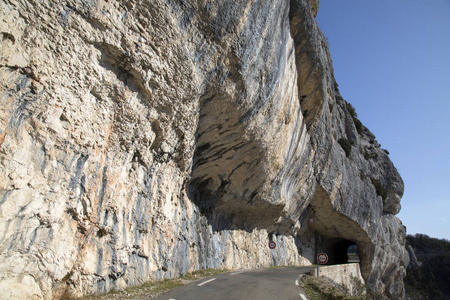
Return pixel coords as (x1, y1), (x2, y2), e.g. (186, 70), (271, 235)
(309, 217), (315, 224)
(317, 253), (328, 264)
(269, 241), (276, 249)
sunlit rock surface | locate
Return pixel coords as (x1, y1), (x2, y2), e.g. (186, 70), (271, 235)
(0, 0), (406, 298)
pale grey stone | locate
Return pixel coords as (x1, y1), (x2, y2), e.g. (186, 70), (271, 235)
(0, 0), (406, 299)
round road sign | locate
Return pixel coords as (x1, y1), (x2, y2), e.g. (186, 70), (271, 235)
(309, 218), (315, 224)
(269, 241), (276, 249)
(317, 253), (328, 264)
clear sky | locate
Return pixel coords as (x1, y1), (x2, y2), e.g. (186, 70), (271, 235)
(316, 1), (450, 240)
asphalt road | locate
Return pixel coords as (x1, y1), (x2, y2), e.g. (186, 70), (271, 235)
(155, 266), (312, 300)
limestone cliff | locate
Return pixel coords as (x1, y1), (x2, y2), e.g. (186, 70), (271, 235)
(0, 0), (407, 299)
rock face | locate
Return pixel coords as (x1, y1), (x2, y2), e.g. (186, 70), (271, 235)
(0, 0), (407, 299)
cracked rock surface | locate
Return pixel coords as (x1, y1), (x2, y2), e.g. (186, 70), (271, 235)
(1, 0), (406, 299)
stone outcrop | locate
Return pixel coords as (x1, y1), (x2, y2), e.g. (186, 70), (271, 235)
(406, 245), (421, 269)
(0, 0), (407, 299)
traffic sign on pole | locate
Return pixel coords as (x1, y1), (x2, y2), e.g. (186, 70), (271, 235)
(309, 217), (315, 224)
(269, 241), (276, 249)
(316, 252), (328, 276)
(317, 253), (328, 264)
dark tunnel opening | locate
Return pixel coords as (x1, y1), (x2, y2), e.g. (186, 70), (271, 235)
(321, 238), (359, 265)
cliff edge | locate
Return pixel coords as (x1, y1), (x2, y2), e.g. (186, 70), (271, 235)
(0, 0), (407, 299)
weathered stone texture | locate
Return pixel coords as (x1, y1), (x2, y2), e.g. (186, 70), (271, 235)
(316, 263), (366, 296)
(0, 0), (406, 299)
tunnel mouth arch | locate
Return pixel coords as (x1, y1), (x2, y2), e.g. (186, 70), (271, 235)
(320, 238), (360, 265)
(304, 185), (372, 279)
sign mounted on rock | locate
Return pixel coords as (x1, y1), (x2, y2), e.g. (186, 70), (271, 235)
(269, 241), (276, 249)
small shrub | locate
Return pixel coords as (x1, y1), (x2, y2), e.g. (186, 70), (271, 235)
(346, 103), (358, 119)
(354, 119), (363, 135)
(370, 178), (387, 200)
(97, 227), (108, 238)
(350, 275), (367, 297)
(364, 151), (378, 161)
(363, 151), (369, 160)
(345, 102), (363, 135)
(338, 138), (352, 158)
(360, 172), (366, 181)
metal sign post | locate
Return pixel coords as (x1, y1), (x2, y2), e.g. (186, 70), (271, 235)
(316, 252), (328, 276)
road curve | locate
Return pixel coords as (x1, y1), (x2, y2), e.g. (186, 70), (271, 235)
(155, 266), (311, 300)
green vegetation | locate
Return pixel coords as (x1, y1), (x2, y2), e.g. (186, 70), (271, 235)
(370, 177), (387, 201)
(301, 275), (369, 300)
(268, 265), (302, 270)
(363, 151), (378, 161)
(338, 138), (352, 158)
(407, 233), (450, 254)
(353, 119), (363, 135)
(359, 172), (366, 181)
(405, 267), (444, 300)
(345, 102), (357, 118)
(269, 265), (289, 269)
(345, 102), (363, 135)
(181, 268), (228, 279)
(131, 278), (184, 294)
(349, 275), (366, 298)
(405, 234), (450, 300)
(78, 268), (229, 300)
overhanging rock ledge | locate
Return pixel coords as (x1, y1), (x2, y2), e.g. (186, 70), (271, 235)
(0, 0), (407, 299)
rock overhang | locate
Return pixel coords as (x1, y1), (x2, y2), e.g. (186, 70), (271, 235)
(0, 0), (407, 298)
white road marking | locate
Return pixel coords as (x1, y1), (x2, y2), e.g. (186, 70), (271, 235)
(197, 278), (216, 286)
(299, 293), (308, 300)
(169, 299), (176, 300)
(231, 271), (244, 275)
(295, 279), (299, 286)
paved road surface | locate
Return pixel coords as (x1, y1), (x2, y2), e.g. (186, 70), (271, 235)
(155, 266), (311, 300)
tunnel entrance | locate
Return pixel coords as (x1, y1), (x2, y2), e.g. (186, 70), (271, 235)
(306, 185), (370, 267)
(320, 238), (359, 265)
(333, 239), (355, 264)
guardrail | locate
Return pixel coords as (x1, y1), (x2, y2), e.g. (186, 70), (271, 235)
(310, 263), (366, 295)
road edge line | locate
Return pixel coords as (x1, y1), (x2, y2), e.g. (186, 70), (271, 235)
(197, 278), (216, 286)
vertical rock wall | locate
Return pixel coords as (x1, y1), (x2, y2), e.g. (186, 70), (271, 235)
(0, 0), (407, 299)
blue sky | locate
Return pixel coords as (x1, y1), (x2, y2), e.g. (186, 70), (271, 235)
(316, 1), (450, 240)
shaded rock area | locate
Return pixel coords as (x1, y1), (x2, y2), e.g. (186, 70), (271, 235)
(0, 0), (406, 299)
